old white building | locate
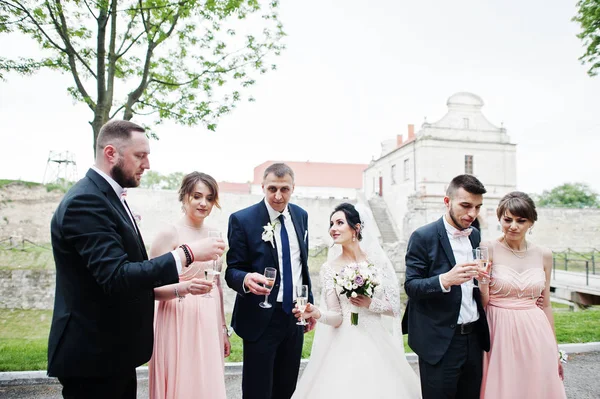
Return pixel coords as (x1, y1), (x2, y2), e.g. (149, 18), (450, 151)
(364, 92), (517, 242)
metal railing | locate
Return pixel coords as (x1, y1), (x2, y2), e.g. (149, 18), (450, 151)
(552, 248), (598, 286)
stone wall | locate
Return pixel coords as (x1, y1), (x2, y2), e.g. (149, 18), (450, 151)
(534, 208), (600, 251)
(2, 183), (600, 310)
(0, 269), (55, 309)
(0, 185), (347, 248)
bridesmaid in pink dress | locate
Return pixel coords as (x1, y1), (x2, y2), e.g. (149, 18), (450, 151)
(148, 172), (230, 399)
(478, 192), (566, 399)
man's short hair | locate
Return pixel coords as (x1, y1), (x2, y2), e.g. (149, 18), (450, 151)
(96, 120), (145, 153)
(263, 163), (295, 182)
(446, 174), (487, 198)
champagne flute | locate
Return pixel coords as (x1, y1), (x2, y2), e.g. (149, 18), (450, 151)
(208, 230), (222, 276)
(477, 247), (490, 284)
(202, 231), (222, 297)
(259, 267), (277, 309)
(295, 285), (309, 326)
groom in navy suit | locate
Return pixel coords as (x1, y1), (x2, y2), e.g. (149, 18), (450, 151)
(402, 174), (490, 399)
(225, 163), (314, 399)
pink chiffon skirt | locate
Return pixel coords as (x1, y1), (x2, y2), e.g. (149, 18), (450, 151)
(149, 293), (226, 399)
(481, 298), (566, 399)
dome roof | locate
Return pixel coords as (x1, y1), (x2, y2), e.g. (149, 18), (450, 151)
(447, 92), (484, 107)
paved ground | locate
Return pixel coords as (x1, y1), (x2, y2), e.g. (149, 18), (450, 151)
(1, 352), (598, 398)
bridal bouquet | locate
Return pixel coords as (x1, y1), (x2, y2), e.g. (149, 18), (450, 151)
(334, 263), (379, 325)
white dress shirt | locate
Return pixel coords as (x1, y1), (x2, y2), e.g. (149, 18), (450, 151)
(264, 199), (303, 303)
(91, 166), (182, 273)
(439, 215), (479, 324)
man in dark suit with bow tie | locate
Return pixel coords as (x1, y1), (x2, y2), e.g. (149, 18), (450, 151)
(402, 174), (491, 399)
(48, 120), (225, 399)
(225, 163), (314, 399)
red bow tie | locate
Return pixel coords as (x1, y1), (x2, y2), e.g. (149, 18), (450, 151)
(121, 189), (128, 198)
(453, 228), (472, 238)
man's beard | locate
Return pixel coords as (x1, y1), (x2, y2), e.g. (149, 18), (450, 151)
(449, 206), (470, 230)
(111, 159), (139, 188)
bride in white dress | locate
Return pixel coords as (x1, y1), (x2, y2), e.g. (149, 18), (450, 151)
(292, 203), (421, 398)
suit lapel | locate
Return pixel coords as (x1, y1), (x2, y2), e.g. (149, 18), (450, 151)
(436, 217), (456, 266)
(87, 169), (147, 256)
(258, 201), (280, 270)
(288, 205), (307, 265)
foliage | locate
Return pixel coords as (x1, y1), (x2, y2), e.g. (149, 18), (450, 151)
(537, 183), (600, 208)
(139, 170), (185, 190)
(0, 0), (285, 153)
(573, 0), (600, 77)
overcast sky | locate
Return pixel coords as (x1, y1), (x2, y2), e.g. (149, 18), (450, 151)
(0, 0), (598, 194)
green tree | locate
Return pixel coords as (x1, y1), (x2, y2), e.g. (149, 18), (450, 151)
(0, 0), (284, 154)
(139, 170), (163, 189)
(573, 0), (600, 77)
(163, 171), (185, 190)
(537, 183), (600, 208)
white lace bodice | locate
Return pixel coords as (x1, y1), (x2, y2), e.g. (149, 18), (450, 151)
(318, 261), (394, 328)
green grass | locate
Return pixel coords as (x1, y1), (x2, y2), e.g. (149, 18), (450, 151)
(554, 306), (600, 343)
(3, 307), (597, 372)
(0, 179), (41, 189)
(0, 244), (54, 270)
(0, 309), (52, 371)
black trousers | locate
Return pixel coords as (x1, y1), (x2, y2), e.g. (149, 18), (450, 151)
(58, 369), (137, 399)
(419, 331), (483, 399)
(242, 305), (304, 399)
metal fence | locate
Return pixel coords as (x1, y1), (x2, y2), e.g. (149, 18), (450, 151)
(552, 248), (598, 286)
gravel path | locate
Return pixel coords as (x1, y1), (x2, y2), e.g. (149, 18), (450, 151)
(1, 352), (597, 398)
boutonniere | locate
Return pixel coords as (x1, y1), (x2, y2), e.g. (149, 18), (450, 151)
(262, 220), (279, 248)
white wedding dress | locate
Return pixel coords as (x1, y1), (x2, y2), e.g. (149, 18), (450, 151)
(292, 259), (422, 399)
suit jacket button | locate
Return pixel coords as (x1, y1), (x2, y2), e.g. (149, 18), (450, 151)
(450, 324), (455, 328)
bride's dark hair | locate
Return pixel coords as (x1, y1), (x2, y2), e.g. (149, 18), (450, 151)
(330, 203), (363, 241)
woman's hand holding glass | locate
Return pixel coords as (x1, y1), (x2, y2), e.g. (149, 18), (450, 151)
(294, 302), (320, 321)
(184, 278), (214, 296)
(295, 285), (309, 326)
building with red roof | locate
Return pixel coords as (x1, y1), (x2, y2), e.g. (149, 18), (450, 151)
(251, 161), (368, 199)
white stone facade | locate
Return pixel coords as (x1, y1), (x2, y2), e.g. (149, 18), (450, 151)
(364, 92), (517, 241)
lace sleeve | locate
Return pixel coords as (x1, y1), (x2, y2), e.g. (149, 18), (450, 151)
(368, 284), (394, 316)
(317, 264), (343, 327)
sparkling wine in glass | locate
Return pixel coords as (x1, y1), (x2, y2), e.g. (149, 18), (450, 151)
(295, 285), (309, 326)
(259, 267), (277, 309)
(477, 247), (490, 284)
(202, 231), (222, 297)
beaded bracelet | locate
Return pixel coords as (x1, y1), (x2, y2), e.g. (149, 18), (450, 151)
(179, 244), (192, 266)
(184, 244), (195, 263)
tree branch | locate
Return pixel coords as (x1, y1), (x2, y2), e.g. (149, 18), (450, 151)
(82, 0), (97, 20)
(116, 6), (138, 55)
(2, 0), (67, 53)
(46, 0), (97, 78)
(106, 0), (117, 112)
(48, 0), (96, 110)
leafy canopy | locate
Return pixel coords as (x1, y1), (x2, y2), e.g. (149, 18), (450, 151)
(537, 182), (600, 208)
(0, 0), (285, 150)
(573, 0), (600, 77)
